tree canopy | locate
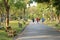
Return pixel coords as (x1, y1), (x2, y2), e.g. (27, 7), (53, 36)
(34, 0), (50, 3)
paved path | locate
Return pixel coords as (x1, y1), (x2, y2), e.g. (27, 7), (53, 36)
(14, 21), (60, 40)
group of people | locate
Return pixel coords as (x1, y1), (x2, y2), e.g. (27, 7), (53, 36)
(32, 17), (45, 23)
(32, 18), (40, 23)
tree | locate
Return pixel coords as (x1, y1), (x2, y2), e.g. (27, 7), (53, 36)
(14, 0), (27, 19)
(36, 0), (60, 23)
(1, 0), (26, 28)
(3, 0), (10, 27)
(53, 0), (60, 23)
(34, 0), (50, 3)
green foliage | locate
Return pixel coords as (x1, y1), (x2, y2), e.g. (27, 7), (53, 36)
(34, 0), (50, 3)
(29, 0), (33, 3)
(8, 0), (15, 5)
(14, 1), (22, 9)
(56, 10), (60, 16)
(53, 0), (60, 16)
(0, 0), (5, 15)
(53, 0), (60, 6)
(3, 0), (27, 20)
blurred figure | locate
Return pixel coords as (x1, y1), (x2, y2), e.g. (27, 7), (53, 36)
(36, 18), (39, 23)
(32, 18), (34, 22)
(42, 18), (45, 22)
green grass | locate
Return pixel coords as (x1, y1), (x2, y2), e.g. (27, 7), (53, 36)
(55, 24), (60, 30)
(0, 30), (12, 40)
(44, 20), (57, 26)
(0, 20), (27, 40)
(9, 21), (25, 33)
(44, 20), (60, 30)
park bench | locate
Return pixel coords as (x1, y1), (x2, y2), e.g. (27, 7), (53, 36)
(5, 26), (16, 37)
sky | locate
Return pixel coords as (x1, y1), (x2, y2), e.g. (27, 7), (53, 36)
(27, 1), (37, 8)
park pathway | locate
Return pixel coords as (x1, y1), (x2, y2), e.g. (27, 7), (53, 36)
(14, 21), (60, 40)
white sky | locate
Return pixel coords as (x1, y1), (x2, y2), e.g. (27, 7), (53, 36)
(27, 1), (37, 8)
(30, 1), (37, 7)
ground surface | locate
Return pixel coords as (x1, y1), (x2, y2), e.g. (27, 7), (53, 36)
(14, 21), (60, 40)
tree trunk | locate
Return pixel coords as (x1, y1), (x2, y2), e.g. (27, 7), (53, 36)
(6, 6), (10, 27)
(3, 0), (10, 27)
(0, 14), (1, 27)
(24, 8), (25, 15)
(24, 8), (26, 19)
(58, 14), (60, 24)
(59, 15), (60, 23)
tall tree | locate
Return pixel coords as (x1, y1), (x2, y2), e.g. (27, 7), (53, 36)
(3, 0), (27, 27)
(53, 0), (60, 23)
(14, 0), (26, 19)
(3, 0), (10, 27)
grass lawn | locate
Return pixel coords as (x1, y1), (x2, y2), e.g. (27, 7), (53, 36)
(0, 30), (12, 40)
(55, 24), (60, 30)
(44, 20), (58, 26)
(0, 20), (27, 40)
(44, 20), (60, 30)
